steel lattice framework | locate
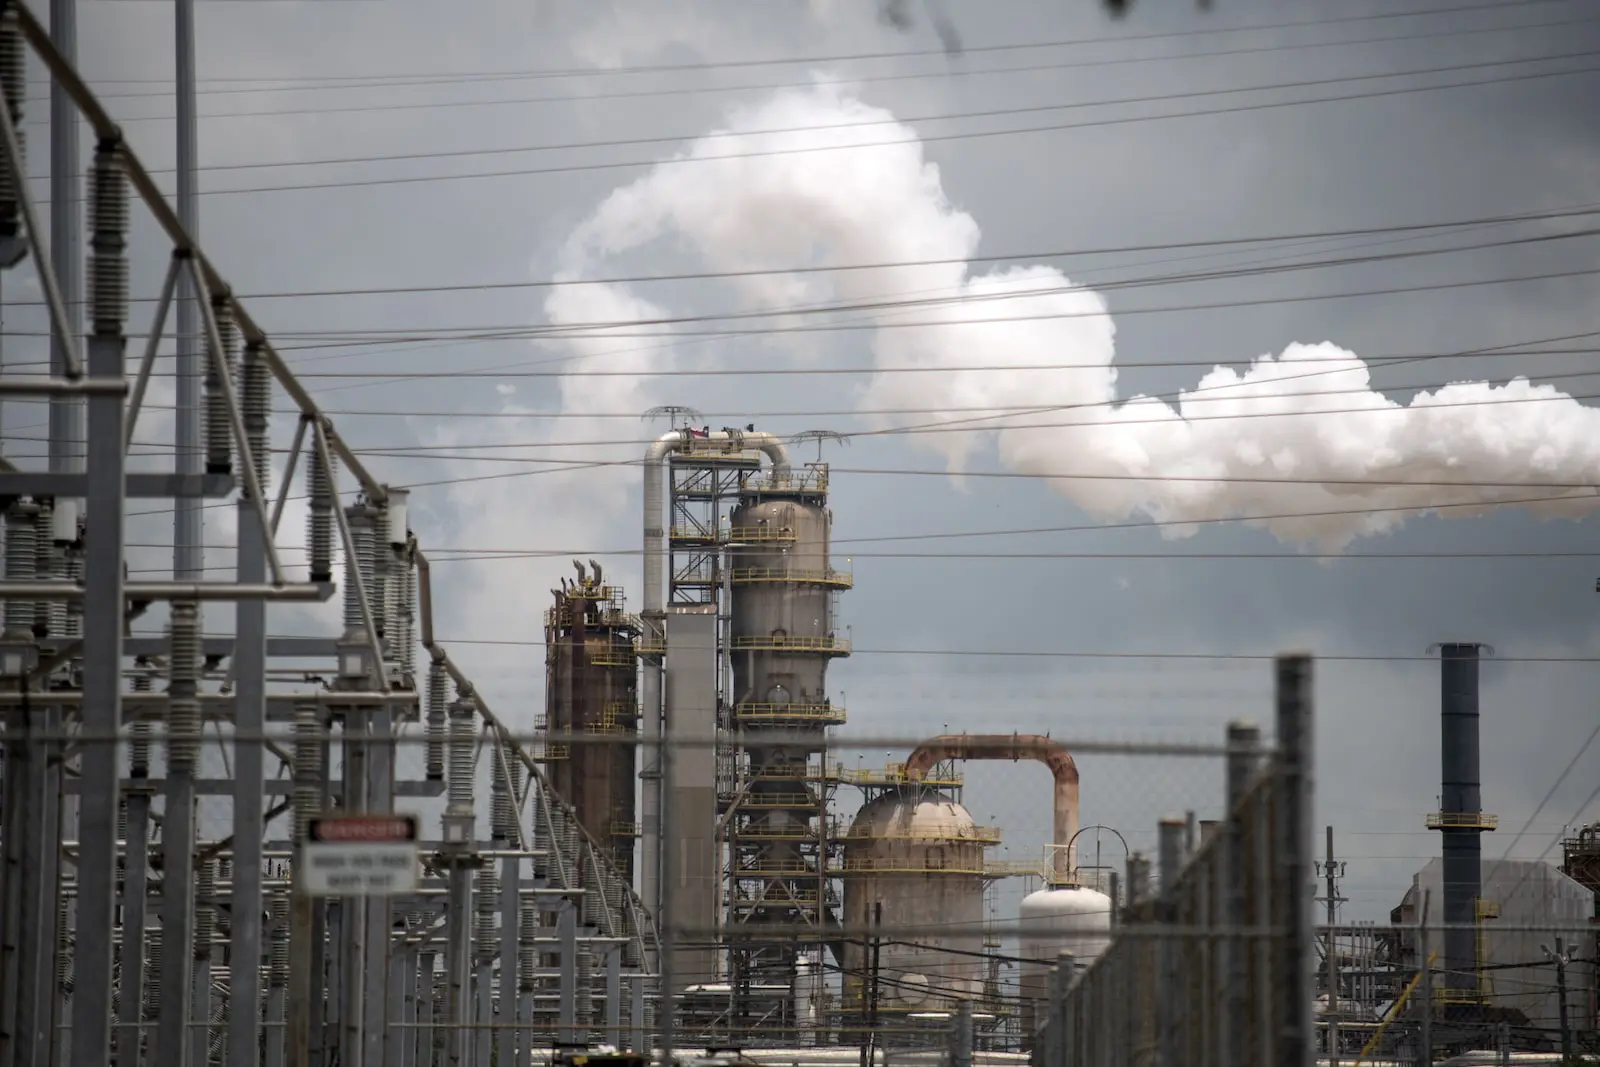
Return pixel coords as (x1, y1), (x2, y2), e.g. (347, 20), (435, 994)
(0, 6), (657, 1065)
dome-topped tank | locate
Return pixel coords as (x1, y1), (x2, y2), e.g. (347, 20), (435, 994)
(840, 790), (995, 1015)
(1017, 886), (1112, 1039)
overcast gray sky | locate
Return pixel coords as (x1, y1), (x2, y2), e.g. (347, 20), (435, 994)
(5, 0), (1599, 920)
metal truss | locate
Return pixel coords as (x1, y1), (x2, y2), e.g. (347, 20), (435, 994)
(0, 4), (656, 1065)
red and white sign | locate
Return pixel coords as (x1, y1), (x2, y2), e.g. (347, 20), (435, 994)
(300, 813), (420, 897)
(308, 815), (418, 843)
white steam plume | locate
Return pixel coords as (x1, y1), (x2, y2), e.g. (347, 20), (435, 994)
(548, 79), (1600, 548)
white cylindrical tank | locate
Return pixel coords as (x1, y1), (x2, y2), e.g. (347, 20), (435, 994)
(841, 790), (992, 1016)
(1017, 886), (1112, 1040)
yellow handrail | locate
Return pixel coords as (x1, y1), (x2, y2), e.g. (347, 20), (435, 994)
(730, 567), (853, 588)
(730, 634), (850, 654)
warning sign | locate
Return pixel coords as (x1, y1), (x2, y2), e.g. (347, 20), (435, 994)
(300, 813), (420, 896)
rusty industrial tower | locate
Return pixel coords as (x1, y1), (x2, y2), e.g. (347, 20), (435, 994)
(543, 560), (643, 879)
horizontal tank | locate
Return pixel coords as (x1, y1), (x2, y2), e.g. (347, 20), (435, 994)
(841, 790), (993, 1016)
(1017, 886), (1112, 1041)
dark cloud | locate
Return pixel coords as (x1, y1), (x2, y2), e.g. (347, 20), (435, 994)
(15, 0), (1597, 922)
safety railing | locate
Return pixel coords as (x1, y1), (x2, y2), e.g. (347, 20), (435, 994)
(836, 855), (990, 876)
(668, 524), (800, 543)
(840, 824), (1003, 845)
(1424, 810), (1499, 830)
(839, 762), (964, 788)
(729, 567), (854, 589)
(729, 634), (851, 654)
(733, 701), (847, 726)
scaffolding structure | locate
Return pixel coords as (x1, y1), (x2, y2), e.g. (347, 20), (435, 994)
(0, 14), (656, 1065)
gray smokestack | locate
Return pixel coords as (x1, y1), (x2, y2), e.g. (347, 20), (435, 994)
(1435, 642), (1490, 995)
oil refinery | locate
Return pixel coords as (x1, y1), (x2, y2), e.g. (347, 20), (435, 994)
(0, 4), (1598, 1067)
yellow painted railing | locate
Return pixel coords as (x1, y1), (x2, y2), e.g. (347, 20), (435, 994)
(1425, 811), (1499, 830)
(839, 762), (964, 788)
(733, 792), (816, 809)
(730, 567), (853, 589)
(730, 634), (850, 654)
(841, 824), (1002, 844)
(734, 702), (847, 725)
(837, 856), (988, 876)
(669, 524), (799, 543)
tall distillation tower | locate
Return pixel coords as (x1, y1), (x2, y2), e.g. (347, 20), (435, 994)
(640, 422), (849, 1033)
(723, 459), (850, 1024)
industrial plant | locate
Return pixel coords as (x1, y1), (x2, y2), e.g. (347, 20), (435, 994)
(0, 5), (1596, 1067)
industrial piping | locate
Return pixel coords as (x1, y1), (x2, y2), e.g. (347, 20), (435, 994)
(639, 428), (791, 918)
(903, 734), (1080, 882)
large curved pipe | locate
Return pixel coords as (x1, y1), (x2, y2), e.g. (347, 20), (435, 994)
(903, 734), (1080, 883)
(639, 428), (791, 916)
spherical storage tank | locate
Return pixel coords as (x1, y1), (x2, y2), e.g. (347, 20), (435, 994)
(841, 791), (992, 1015)
(1017, 886), (1112, 1038)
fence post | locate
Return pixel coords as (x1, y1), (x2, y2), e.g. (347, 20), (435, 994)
(1050, 951), (1074, 1067)
(1274, 654), (1315, 1067)
(1155, 818), (1185, 1067)
(1221, 721), (1260, 1067)
(952, 999), (973, 1067)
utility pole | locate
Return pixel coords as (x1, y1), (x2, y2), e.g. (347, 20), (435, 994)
(1542, 935), (1573, 1062)
(863, 900), (882, 1067)
(1315, 825), (1347, 1065)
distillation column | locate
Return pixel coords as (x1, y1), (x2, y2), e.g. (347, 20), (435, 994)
(725, 465), (849, 1020)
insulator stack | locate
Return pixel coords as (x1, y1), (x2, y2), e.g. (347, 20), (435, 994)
(206, 996), (228, 1065)
(0, 5), (25, 242)
(367, 507), (388, 641)
(195, 859), (217, 957)
(447, 698), (476, 812)
(392, 547), (415, 675)
(167, 600), (202, 774)
(575, 945), (593, 1027)
(34, 499), (62, 637)
(342, 504), (374, 636)
(424, 660), (447, 780)
(204, 295), (237, 474)
(56, 889), (72, 990)
(268, 896), (290, 987)
(240, 341), (271, 494)
(116, 796), (128, 841)
(131, 665), (153, 777)
(490, 755), (516, 842)
(367, 503), (389, 642)
(63, 539), (83, 638)
(292, 704), (324, 842)
(2, 501), (36, 636)
(474, 868), (499, 965)
(89, 144), (129, 334)
(581, 864), (601, 928)
(143, 929), (163, 1021)
(306, 439), (337, 583)
(517, 898), (537, 992)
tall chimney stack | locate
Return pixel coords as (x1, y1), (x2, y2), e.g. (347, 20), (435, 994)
(1429, 642), (1496, 997)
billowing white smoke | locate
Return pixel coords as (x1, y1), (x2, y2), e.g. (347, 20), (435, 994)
(548, 79), (1600, 547)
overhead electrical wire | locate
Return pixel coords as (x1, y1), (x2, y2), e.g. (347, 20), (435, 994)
(245, 256), (1600, 353)
(0, 202), (1579, 317)
(107, 59), (1600, 198)
(67, 10), (1600, 116)
(112, 45), (1600, 178)
(65, 0), (1582, 90)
